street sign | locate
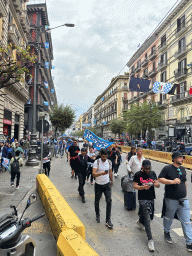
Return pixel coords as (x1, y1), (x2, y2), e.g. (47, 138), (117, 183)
(36, 120), (49, 133)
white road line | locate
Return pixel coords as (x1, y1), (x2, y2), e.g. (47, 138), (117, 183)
(172, 228), (184, 237)
(154, 213), (161, 218)
(0, 192), (14, 196)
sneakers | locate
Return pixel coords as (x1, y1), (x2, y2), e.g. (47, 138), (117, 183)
(91, 182), (94, 185)
(136, 220), (145, 231)
(16, 186), (19, 190)
(71, 175), (74, 178)
(82, 197), (86, 203)
(148, 239), (155, 252)
(164, 231), (173, 244)
(187, 244), (192, 252)
(114, 173), (117, 177)
(106, 219), (113, 229)
(117, 173), (119, 176)
(96, 215), (100, 223)
(10, 182), (14, 187)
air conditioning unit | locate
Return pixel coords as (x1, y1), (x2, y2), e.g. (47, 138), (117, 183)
(185, 116), (191, 121)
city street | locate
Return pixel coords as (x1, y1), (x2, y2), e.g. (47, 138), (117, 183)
(49, 153), (192, 256)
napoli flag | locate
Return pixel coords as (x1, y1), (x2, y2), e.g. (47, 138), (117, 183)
(44, 81), (48, 88)
(45, 62), (49, 69)
(153, 81), (172, 94)
(129, 77), (150, 92)
(84, 130), (113, 150)
(44, 101), (49, 106)
(45, 42), (49, 49)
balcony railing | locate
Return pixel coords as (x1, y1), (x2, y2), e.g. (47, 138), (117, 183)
(174, 68), (187, 80)
(122, 97), (128, 101)
(141, 58), (148, 67)
(130, 70), (135, 77)
(171, 91), (192, 103)
(19, 11), (30, 33)
(175, 23), (188, 37)
(174, 45), (187, 59)
(135, 64), (141, 73)
(148, 68), (157, 78)
(0, 0), (8, 17)
(12, 0), (22, 13)
(8, 24), (19, 46)
(159, 41), (167, 52)
(148, 51), (157, 61)
(158, 60), (167, 71)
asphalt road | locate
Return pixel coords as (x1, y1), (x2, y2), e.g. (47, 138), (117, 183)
(49, 153), (192, 256)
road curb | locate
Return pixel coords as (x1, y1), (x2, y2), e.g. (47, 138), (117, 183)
(36, 174), (99, 256)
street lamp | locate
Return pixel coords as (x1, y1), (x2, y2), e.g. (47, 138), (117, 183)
(26, 23), (75, 166)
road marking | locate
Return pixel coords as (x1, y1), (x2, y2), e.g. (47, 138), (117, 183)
(154, 213), (161, 218)
(0, 192), (14, 196)
(172, 228), (184, 237)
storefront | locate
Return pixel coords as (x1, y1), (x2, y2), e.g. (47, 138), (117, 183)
(175, 125), (191, 143)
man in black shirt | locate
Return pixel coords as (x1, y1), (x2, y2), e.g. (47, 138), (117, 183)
(126, 146), (136, 162)
(68, 140), (80, 179)
(134, 160), (160, 252)
(77, 148), (94, 203)
(107, 146), (117, 173)
(158, 152), (192, 252)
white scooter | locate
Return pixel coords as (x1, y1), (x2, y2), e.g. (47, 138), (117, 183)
(0, 193), (45, 256)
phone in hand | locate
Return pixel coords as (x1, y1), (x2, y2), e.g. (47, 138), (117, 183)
(105, 170), (109, 173)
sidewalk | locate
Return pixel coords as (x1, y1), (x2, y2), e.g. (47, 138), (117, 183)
(0, 159), (40, 213)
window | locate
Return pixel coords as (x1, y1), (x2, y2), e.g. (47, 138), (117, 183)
(8, 12), (13, 24)
(131, 66), (135, 72)
(178, 58), (186, 72)
(153, 61), (156, 70)
(124, 82), (127, 86)
(144, 67), (148, 76)
(160, 71), (166, 82)
(160, 52), (167, 65)
(177, 15), (185, 32)
(137, 60), (141, 68)
(161, 34), (166, 46)
(145, 53), (147, 59)
(178, 37), (186, 52)
(124, 93), (127, 99)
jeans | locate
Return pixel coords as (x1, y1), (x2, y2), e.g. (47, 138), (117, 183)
(11, 171), (20, 187)
(24, 149), (28, 158)
(87, 166), (93, 183)
(95, 182), (112, 220)
(114, 163), (120, 174)
(78, 173), (86, 197)
(139, 200), (154, 241)
(163, 198), (192, 244)
(43, 161), (50, 177)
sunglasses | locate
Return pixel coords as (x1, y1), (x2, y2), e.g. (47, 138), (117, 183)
(177, 168), (182, 177)
(144, 167), (151, 170)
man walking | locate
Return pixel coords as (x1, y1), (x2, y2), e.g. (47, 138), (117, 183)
(92, 148), (113, 229)
(134, 160), (160, 252)
(10, 150), (23, 189)
(158, 152), (192, 252)
(127, 147), (145, 177)
(68, 139), (80, 178)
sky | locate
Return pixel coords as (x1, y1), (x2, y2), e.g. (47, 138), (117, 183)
(29, 0), (181, 120)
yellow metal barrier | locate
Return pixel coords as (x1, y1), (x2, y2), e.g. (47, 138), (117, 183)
(121, 146), (192, 169)
(57, 230), (99, 256)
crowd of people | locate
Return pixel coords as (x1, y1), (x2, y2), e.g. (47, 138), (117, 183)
(59, 139), (192, 253)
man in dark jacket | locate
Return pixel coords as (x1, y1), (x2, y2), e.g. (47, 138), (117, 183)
(77, 147), (94, 203)
(126, 146), (136, 162)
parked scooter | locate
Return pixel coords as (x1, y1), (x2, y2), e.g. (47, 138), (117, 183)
(0, 193), (45, 256)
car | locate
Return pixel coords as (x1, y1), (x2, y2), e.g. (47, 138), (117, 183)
(156, 140), (165, 151)
(183, 144), (192, 156)
(115, 139), (124, 145)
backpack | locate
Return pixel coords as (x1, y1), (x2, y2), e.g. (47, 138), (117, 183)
(11, 157), (20, 173)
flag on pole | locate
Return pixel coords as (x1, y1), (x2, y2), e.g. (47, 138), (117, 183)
(51, 89), (54, 93)
(44, 81), (48, 88)
(84, 130), (113, 150)
(137, 43), (140, 48)
(44, 101), (49, 106)
(129, 77), (150, 92)
(45, 42), (49, 49)
(168, 84), (179, 95)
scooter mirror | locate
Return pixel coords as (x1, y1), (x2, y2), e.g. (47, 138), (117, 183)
(28, 194), (37, 206)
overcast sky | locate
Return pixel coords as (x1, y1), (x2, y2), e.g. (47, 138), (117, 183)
(29, 0), (180, 120)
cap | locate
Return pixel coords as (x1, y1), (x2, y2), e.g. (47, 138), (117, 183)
(142, 160), (151, 168)
(172, 152), (185, 161)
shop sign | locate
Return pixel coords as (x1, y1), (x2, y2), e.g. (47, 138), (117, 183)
(3, 119), (12, 125)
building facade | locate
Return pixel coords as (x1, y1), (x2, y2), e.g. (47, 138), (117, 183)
(127, 0), (192, 142)
(0, 0), (30, 140)
(24, 3), (57, 136)
(94, 75), (129, 139)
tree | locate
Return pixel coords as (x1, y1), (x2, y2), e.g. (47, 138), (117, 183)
(0, 44), (36, 88)
(122, 101), (162, 139)
(109, 119), (126, 139)
(50, 104), (75, 137)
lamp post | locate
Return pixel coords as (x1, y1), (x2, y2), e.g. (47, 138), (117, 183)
(26, 23), (75, 166)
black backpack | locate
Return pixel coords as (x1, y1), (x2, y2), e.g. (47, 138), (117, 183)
(11, 157), (20, 173)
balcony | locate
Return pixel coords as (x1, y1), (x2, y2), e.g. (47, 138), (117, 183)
(171, 91), (192, 104)
(122, 86), (128, 90)
(135, 65), (141, 73)
(8, 24), (19, 46)
(148, 51), (157, 61)
(174, 45), (187, 59)
(130, 69), (135, 77)
(141, 58), (148, 67)
(0, 0), (8, 17)
(157, 99), (168, 107)
(159, 41), (167, 53)
(158, 60), (167, 71)
(175, 23), (188, 37)
(148, 68), (158, 78)
(122, 97), (128, 102)
(174, 68), (187, 80)
(12, 0), (22, 13)
(19, 11), (30, 33)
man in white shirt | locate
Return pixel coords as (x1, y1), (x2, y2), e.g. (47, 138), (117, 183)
(92, 148), (113, 229)
(127, 147), (145, 177)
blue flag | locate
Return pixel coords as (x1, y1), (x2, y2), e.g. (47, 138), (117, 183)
(45, 42), (49, 49)
(84, 130), (113, 150)
(51, 89), (54, 93)
(44, 101), (49, 106)
(45, 62), (49, 69)
(129, 77), (150, 92)
(44, 81), (48, 88)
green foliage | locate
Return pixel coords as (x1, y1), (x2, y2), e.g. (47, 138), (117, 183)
(50, 104), (75, 132)
(110, 119), (126, 136)
(0, 44), (36, 88)
(72, 130), (84, 137)
(122, 101), (162, 136)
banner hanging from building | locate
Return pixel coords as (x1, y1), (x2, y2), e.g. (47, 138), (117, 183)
(153, 81), (172, 94)
(45, 42), (49, 49)
(45, 62), (49, 69)
(51, 89), (54, 93)
(84, 130), (114, 150)
(129, 77), (150, 92)
(44, 101), (49, 106)
(44, 81), (48, 88)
